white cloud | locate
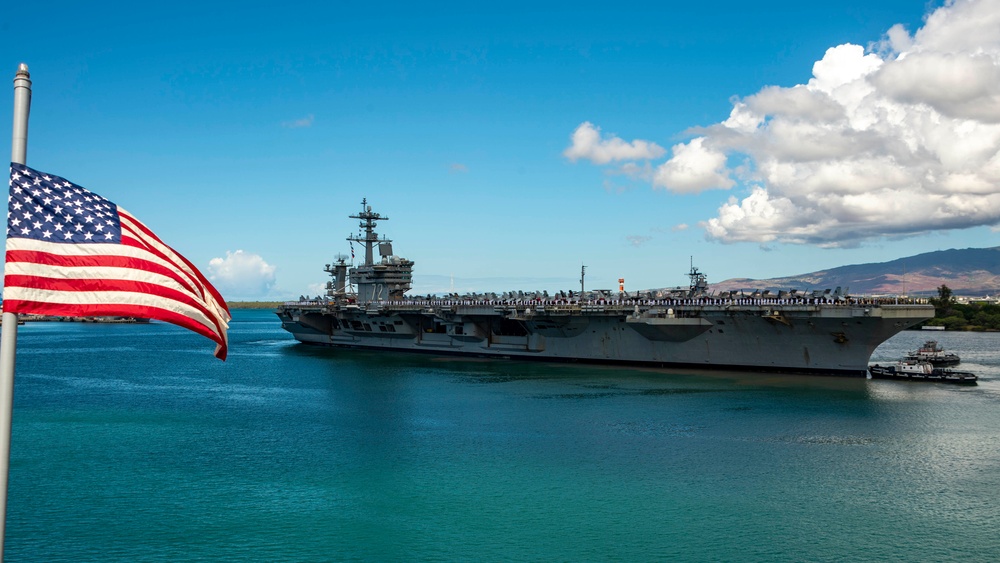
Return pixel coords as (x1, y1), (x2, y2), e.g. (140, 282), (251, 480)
(873, 52), (1000, 122)
(653, 137), (734, 193)
(568, 0), (1000, 247)
(746, 85), (845, 122)
(281, 114), (314, 128)
(911, 0), (1000, 54)
(875, 23), (914, 54)
(207, 250), (277, 299)
(563, 121), (665, 164)
(626, 235), (653, 247)
(809, 44), (883, 94)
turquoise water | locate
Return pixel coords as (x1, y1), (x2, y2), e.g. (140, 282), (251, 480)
(4, 310), (1000, 561)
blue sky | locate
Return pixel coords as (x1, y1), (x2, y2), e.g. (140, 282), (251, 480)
(4, 0), (999, 299)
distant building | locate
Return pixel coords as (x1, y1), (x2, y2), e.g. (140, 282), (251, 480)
(956, 295), (1000, 305)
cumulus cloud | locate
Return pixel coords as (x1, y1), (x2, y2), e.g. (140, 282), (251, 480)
(873, 52), (1000, 121)
(563, 122), (666, 164)
(207, 250), (277, 299)
(701, 0), (1000, 246)
(653, 137), (735, 193)
(568, 0), (1000, 247)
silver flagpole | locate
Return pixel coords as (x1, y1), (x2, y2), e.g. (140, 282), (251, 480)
(0, 62), (31, 562)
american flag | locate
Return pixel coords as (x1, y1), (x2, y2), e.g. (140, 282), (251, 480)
(4, 163), (230, 360)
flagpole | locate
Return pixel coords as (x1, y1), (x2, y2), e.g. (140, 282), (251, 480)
(0, 62), (31, 562)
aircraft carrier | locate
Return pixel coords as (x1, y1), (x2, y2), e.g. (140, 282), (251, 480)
(276, 200), (934, 376)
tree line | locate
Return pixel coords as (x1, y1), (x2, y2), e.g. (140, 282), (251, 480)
(226, 301), (282, 309)
(924, 285), (1000, 331)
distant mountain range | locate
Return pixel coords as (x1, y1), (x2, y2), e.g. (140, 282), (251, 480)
(711, 247), (1000, 296)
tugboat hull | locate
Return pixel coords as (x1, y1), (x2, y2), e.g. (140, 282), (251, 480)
(869, 362), (977, 385)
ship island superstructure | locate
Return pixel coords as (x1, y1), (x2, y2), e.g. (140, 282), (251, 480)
(277, 199), (935, 376)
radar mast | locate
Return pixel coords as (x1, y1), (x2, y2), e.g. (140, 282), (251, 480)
(347, 198), (391, 266)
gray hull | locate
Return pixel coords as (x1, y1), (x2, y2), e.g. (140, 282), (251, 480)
(277, 300), (933, 376)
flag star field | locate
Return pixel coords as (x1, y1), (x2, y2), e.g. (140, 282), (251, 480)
(8, 167), (121, 243)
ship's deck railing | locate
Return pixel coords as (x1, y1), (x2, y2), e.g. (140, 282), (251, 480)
(282, 296), (930, 312)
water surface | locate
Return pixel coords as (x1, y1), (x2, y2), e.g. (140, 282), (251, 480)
(4, 312), (999, 561)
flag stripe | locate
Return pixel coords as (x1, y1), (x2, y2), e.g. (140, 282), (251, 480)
(2, 274), (224, 337)
(119, 210), (229, 326)
(120, 211), (204, 290)
(5, 248), (201, 296)
(0, 298), (224, 348)
(9, 235), (201, 279)
(2, 286), (222, 339)
(5, 238), (212, 316)
(121, 211), (229, 313)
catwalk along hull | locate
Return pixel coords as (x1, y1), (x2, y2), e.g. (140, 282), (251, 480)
(278, 300), (933, 376)
(278, 199), (934, 376)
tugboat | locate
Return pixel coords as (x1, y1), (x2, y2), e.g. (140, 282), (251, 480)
(905, 340), (961, 366)
(869, 360), (977, 385)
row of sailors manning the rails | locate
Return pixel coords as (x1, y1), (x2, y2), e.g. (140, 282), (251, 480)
(292, 292), (923, 307)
